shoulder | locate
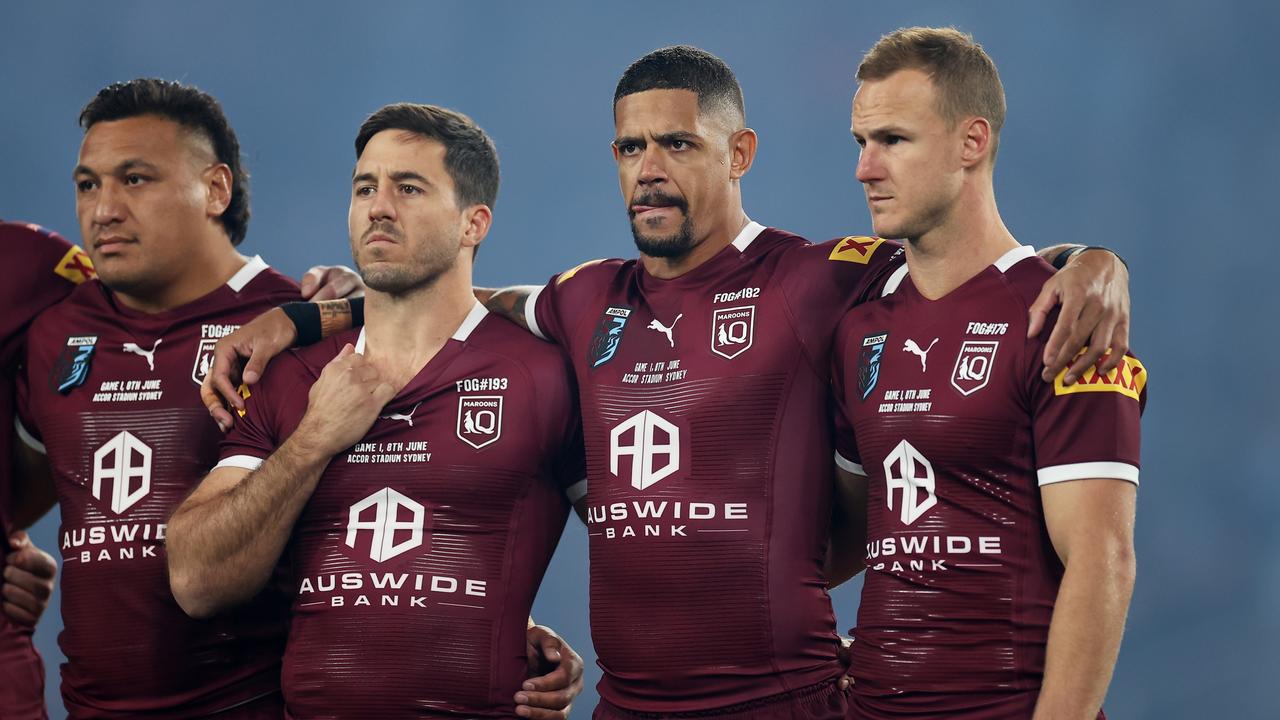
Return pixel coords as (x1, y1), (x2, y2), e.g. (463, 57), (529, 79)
(545, 256), (632, 291)
(28, 280), (108, 334)
(467, 315), (573, 389)
(998, 254), (1056, 310)
(236, 260), (302, 303)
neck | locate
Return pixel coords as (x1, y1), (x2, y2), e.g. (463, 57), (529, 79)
(114, 235), (248, 313)
(361, 266), (475, 390)
(904, 179), (1018, 300)
(639, 198), (749, 280)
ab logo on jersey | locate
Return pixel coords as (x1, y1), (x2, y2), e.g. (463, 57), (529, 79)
(828, 236), (886, 264)
(345, 487), (428, 562)
(92, 431), (152, 514)
(588, 306), (632, 368)
(50, 335), (97, 394)
(859, 332), (888, 400)
(951, 341), (999, 396)
(610, 410), (680, 490)
(457, 396), (502, 449)
(883, 439), (936, 525)
(711, 305), (755, 360)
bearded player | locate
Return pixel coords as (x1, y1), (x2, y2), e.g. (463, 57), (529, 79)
(1, 221), (93, 720)
(830, 28), (1142, 719)
(166, 103), (585, 718)
(202, 47), (1132, 717)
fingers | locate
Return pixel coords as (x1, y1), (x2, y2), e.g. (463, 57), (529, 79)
(1098, 316), (1130, 376)
(241, 344), (272, 386)
(299, 267), (325, 300)
(513, 689), (573, 718)
(1039, 289), (1083, 382)
(7, 546), (56, 580)
(7, 530), (29, 549)
(209, 340), (248, 410)
(202, 380), (235, 433)
(1026, 282), (1059, 339)
(302, 266), (363, 302)
(2, 564), (54, 625)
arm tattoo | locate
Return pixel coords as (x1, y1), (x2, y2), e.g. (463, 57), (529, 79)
(318, 299), (354, 338)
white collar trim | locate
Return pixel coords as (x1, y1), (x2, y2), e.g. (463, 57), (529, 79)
(226, 255), (269, 292)
(353, 300), (487, 356)
(731, 220), (766, 252)
(994, 245), (1037, 273)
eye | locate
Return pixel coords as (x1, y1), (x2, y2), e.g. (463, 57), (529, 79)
(618, 142), (640, 156)
(854, 137), (867, 148)
(76, 179), (97, 193)
(355, 185), (375, 197)
(885, 135), (903, 146)
(400, 184), (422, 195)
(670, 139), (688, 151)
(124, 174), (148, 186)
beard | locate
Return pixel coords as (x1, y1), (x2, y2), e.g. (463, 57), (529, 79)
(628, 191), (696, 259)
(354, 221), (458, 296)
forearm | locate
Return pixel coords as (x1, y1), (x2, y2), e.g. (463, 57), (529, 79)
(481, 285), (539, 332)
(1033, 550), (1136, 719)
(11, 441), (56, 529)
(168, 435), (331, 617)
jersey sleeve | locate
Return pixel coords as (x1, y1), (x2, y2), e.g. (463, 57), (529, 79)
(829, 314), (865, 476)
(2, 223), (95, 323)
(525, 258), (621, 348)
(529, 351), (588, 503)
(14, 356), (43, 454)
(1027, 316), (1147, 486)
(775, 236), (904, 374)
(215, 368), (288, 472)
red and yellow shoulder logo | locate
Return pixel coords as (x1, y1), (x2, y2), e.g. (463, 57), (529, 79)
(53, 245), (96, 284)
(236, 384), (252, 418)
(828, 236), (885, 264)
(1054, 352), (1147, 401)
(556, 258), (606, 285)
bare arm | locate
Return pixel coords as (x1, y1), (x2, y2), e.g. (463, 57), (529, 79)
(1032, 478), (1137, 720)
(826, 466), (869, 588)
(1029, 246), (1131, 384)
(171, 343), (397, 618)
(478, 285), (541, 333)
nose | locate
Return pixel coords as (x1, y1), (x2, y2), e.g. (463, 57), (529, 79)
(367, 181), (396, 222)
(637, 148), (667, 186)
(92, 180), (127, 227)
(855, 145), (882, 185)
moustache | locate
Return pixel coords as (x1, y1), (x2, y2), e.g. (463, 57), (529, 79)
(362, 221), (402, 242)
(629, 192), (688, 219)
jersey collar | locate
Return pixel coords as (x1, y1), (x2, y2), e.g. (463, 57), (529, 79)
(354, 300), (488, 354)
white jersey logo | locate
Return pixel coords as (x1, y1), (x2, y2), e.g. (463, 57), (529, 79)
(457, 396), (502, 449)
(951, 341), (999, 396)
(92, 431), (152, 514)
(711, 305), (755, 360)
(122, 338), (163, 371)
(646, 314), (682, 348)
(192, 339), (217, 386)
(902, 338), (939, 372)
(610, 410), (680, 490)
(883, 439), (936, 525)
(346, 487), (426, 562)
(380, 401), (423, 427)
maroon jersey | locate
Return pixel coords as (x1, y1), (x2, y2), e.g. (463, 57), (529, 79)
(831, 246), (1146, 719)
(1, 221), (94, 720)
(16, 257), (298, 718)
(526, 222), (902, 712)
(216, 303), (584, 718)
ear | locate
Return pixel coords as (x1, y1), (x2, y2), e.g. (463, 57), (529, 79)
(959, 117), (993, 170)
(459, 203), (493, 252)
(728, 127), (758, 180)
(204, 164), (233, 219)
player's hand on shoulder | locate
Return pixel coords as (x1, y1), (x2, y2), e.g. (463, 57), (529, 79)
(1028, 248), (1130, 384)
(295, 344), (396, 457)
(300, 264), (365, 301)
(2, 530), (57, 626)
(516, 624), (584, 719)
(202, 307), (299, 433)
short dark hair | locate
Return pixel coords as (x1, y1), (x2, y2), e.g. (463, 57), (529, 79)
(354, 103), (500, 211)
(614, 45), (746, 124)
(79, 78), (251, 246)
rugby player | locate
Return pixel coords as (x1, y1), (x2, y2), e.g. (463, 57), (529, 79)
(1, 221), (91, 719)
(166, 103), (586, 718)
(829, 27), (1142, 719)
(202, 47), (1132, 717)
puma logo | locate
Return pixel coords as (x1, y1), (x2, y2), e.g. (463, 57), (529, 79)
(122, 339), (163, 371)
(902, 338), (939, 372)
(646, 314), (682, 348)
(380, 401), (422, 427)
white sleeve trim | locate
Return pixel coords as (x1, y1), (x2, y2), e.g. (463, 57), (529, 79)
(1038, 461), (1139, 487)
(524, 284), (548, 341)
(214, 455), (265, 472)
(565, 478), (588, 504)
(834, 451), (865, 476)
(14, 416), (45, 455)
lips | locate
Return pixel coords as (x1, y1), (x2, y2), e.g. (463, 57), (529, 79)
(93, 235), (136, 252)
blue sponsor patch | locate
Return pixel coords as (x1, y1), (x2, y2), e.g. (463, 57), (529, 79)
(50, 336), (98, 394)
(587, 306), (632, 368)
(858, 332), (887, 400)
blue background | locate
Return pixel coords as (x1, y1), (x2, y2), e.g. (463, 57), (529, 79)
(2, 2), (1276, 717)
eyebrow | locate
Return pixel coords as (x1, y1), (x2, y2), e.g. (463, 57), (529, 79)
(612, 130), (701, 147)
(73, 158), (161, 178)
(352, 170), (435, 187)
